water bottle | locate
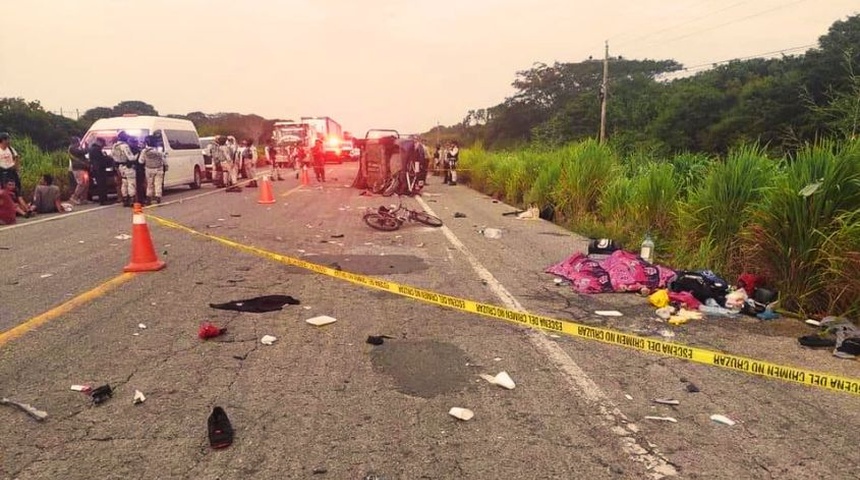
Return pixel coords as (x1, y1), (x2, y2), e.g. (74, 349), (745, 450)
(640, 233), (655, 263)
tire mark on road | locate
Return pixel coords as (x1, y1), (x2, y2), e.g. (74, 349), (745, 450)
(414, 195), (679, 479)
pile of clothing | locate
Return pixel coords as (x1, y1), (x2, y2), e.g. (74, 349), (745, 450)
(799, 316), (860, 359)
(546, 250), (676, 294)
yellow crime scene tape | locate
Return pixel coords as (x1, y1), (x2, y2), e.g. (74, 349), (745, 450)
(147, 213), (860, 397)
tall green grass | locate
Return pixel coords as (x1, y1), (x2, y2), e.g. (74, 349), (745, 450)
(459, 138), (860, 318)
(12, 136), (70, 199)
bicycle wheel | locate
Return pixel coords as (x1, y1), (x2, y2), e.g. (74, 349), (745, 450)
(363, 213), (401, 231)
(381, 176), (399, 197)
(411, 211), (443, 227)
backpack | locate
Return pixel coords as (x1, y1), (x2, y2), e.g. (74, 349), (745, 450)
(588, 238), (621, 256)
(670, 270), (729, 304)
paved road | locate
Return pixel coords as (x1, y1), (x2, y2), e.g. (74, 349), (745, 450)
(1, 164), (858, 479)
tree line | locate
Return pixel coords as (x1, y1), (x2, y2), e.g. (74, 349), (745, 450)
(0, 99), (278, 151)
(425, 15), (860, 156)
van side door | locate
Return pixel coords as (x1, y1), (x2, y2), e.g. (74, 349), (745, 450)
(162, 128), (202, 187)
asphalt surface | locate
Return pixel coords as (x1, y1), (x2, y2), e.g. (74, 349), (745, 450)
(1, 164), (858, 480)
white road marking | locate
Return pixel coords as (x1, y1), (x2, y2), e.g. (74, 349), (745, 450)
(415, 195), (678, 479)
(0, 204), (115, 231)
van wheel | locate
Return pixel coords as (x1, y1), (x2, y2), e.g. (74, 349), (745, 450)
(189, 166), (202, 189)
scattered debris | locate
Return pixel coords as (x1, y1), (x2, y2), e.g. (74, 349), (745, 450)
(210, 295), (300, 313)
(493, 357), (502, 362)
(710, 414), (736, 426)
(217, 218), (226, 221)
(199, 322), (227, 339)
(331, 234), (344, 238)
(260, 335), (277, 345)
(654, 398), (680, 406)
(625, 394), (634, 400)
(366, 335), (394, 345)
(312, 467), (328, 474)
(805, 319), (821, 327)
(448, 407), (474, 421)
(453, 212), (467, 218)
(0, 398), (48, 421)
(306, 315), (337, 327)
(91, 384), (113, 405)
(479, 228), (502, 239)
(595, 310), (623, 317)
(232, 354), (248, 360)
(479, 371), (516, 390)
(208, 406), (234, 449)
(655, 306), (675, 320)
(229, 214), (241, 217)
(40, 273), (53, 279)
(138, 323), (147, 329)
(206, 224), (222, 229)
(644, 416), (678, 423)
(517, 207), (540, 220)
(114, 234), (132, 240)
(416, 242), (425, 247)
(70, 385), (91, 392)
(133, 390), (146, 405)
(502, 210), (524, 216)
(658, 329), (675, 339)
(553, 277), (570, 286)
(685, 383), (701, 393)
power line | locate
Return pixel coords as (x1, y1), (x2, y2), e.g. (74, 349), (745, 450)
(637, 0), (810, 49)
(607, 0), (718, 44)
(614, 0), (752, 49)
(657, 43), (814, 80)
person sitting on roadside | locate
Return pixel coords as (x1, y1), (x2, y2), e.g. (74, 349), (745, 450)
(3, 180), (31, 218)
(0, 183), (17, 225)
(29, 173), (65, 214)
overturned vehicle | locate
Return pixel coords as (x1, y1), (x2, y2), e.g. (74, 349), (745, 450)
(352, 129), (428, 196)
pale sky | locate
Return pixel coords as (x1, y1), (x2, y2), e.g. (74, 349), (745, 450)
(2, 0), (857, 136)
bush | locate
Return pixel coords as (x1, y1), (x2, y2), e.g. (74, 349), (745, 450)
(13, 136), (71, 200)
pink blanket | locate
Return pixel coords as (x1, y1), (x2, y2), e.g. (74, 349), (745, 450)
(547, 250), (676, 294)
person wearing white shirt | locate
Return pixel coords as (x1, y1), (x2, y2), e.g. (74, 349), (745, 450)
(0, 132), (22, 193)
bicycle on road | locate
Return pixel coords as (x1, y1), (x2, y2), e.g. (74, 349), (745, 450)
(363, 200), (443, 231)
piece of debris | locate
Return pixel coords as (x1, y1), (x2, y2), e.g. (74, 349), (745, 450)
(114, 234), (132, 240)
(199, 322), (227, 339)
(493, 357), (502, 362)
(217, 218), (226, 221)
(232, 354), (248, 361)
(453, 212), (467, 218)
(448, 407), (474, 421)
(208, 406), (234, 449)
(479, 371), (516, 390)
(805, 319), (821, 327)
(654, 398), (680, 406)
(710, 414), (736, 426)
(133, 390), (146, 405)
(595, 310), (623, 317)
(656, 306), (675, 320)
(366, 335), (394, 345)
(416, 242), (425, 248)
(138, 323), (147, 329)
(40, 273), (53, 279)
(644, 416), (678, 423)
(90, 384), (113, 405)
(260, 335), (277, 345)
(206, 224), (222, 229)
(685, 383), (701, 393)
(658, 329), (675, 339)
(210, 295), (300, 313)
(502, 210), (524, 216)
(312, 467), (328, 474)
(230, 214), (241, 217)
(306, 315), (337, 327)
(70, 385), (91, 392)
(0, 398), (48, 421)
(480, 228), (502, 239)
(331, 234), (344, 238)
(625, 394), (634, 400)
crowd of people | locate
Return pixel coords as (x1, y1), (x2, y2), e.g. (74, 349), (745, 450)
(0, 132), (69, 225)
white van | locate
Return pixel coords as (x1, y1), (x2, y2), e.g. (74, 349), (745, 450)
(82, 115), (206, 190)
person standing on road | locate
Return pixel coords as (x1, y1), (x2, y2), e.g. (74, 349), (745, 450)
(240, 139), (258, 187)
(311, 139), (325, 182)
(415, 137), (429, 190)
(112, 131), (142, 207)
(69, 137), (90, 204)
(445, 141), (459, 186)
(140, 134), (168, 204)
(88, 138), (114, 205)
(0, 132), (22, 194)
(264, 138), (283, 181)
(220, 136), (241, 192)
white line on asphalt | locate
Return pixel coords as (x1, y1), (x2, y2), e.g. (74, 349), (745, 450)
(415, 195), (678, 479)
(0, 203), (116, 232)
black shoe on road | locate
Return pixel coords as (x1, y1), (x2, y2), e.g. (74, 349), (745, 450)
(208, 406), (234, 449)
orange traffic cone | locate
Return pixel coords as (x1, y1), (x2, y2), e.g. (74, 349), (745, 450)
(301, 166), (310, 186)
(124, 203), (166, 273)
(258, 175), (276, 204)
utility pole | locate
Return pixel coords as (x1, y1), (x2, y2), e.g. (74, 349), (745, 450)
(599, 40), (609, 143)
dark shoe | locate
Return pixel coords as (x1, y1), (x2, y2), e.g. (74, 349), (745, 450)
(91, 384), (113, 405)
(208, 406), (234, 449)
(798, 334), (836, 348)
(155, 197), (162, 204)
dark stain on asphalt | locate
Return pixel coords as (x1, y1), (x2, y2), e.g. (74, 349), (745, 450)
(370, 340), (473, 398)
(294, 254), (429, 275)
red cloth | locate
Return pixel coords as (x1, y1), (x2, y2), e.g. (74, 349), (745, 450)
(0, 190), (16, 225)
(199, 322), (226, 339)
(668, 291), (702, 310)
(737, 273), (763, 295)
